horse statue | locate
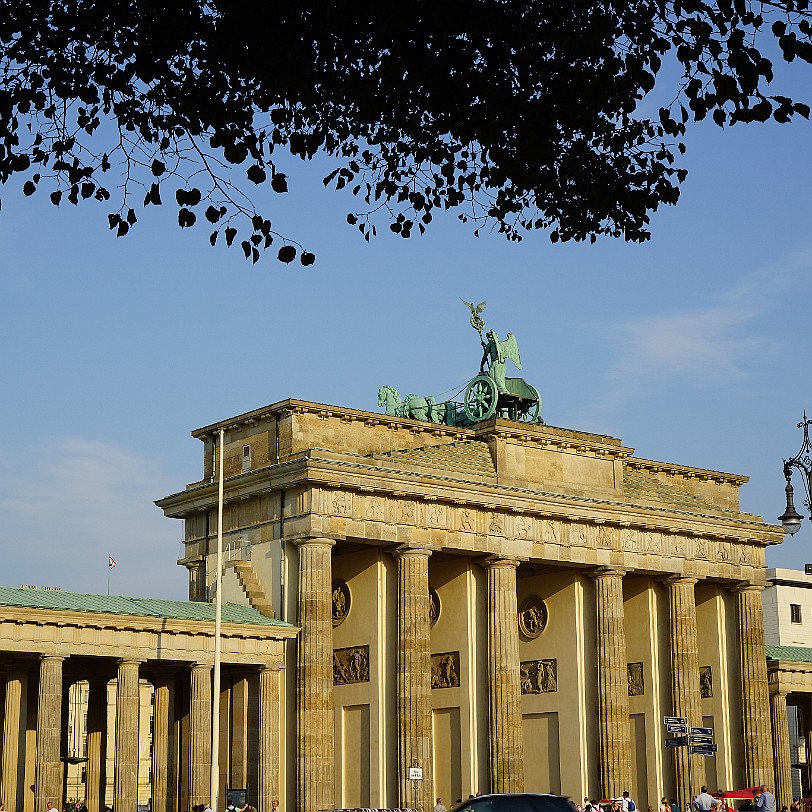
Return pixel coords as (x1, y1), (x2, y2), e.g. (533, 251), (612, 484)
(377, 386), (455, 424)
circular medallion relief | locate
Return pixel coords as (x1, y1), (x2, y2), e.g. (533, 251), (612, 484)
(518, 596), (548, 639)
(332, 580), (351, 626)
(429, 588), (441, 628)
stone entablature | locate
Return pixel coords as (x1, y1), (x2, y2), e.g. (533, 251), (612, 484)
(0, 605), (295, 664)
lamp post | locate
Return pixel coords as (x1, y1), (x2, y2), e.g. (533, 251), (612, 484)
(779, 413), (812, 536)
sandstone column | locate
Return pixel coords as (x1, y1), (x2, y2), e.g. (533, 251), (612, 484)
(295, 537), (335, 812)
(395, 546), (433, 811)
(771, 690), (792, 808)
(115, 659), (142, 812)
(35, 655), (64, 812)
(86, 676), (109, 812)
(592, 568), (631, 798)
(3, 660), (29, 812)
(189, 663), (212, 807)
(666, 576), (704, 805)
(735, 584), (774, 786)
(486, 557), (523, 793)
(152, 669), (176, 812)
(258, 666), (281, 812)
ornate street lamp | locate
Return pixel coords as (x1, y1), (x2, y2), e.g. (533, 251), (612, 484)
(779, 413), (812, 536)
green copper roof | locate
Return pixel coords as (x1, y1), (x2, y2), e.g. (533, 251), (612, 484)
(766, 645), (812, 662)
(0, 585), (290, 627)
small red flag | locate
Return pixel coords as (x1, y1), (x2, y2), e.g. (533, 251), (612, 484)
(108, 555), (117, 570)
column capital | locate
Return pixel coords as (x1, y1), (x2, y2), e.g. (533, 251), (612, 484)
(484, 556), (520, 570)
(733, 581), (766, 594)
(117, 658), (143, 667)
(591, 566), (626, 580)
(191, 661), (212, 672)
(393, 544), (433, 560)
(294, 536), (336, 552)
(771, 688), (789, 698)
(665, 575), (698, 587)
(39, 654), (65, 663)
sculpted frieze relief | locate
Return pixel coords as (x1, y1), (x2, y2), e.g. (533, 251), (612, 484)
(431, 651), (460, 688)
(514, 515), (533, 540)
(718, 541), (730, 562)
(398, 501), (415, 523)
(598, 525), (614, 549)
(623, 528), (637, 551)
(425, 503), (446, 528)
(458, 507), (475, 532)
(544, 520), (559, 544)
(333, 646), (369, 685)
(520, 658), (557, 694)
(488, 514), (504, 534)
(644, 531), (661, 554)
(365, 495), (385, 522)
(332, 491), (353, 516)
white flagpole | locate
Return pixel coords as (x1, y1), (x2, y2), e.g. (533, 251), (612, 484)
(211, 427), (224, 811)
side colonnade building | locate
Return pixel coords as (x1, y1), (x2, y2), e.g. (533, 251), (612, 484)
(0, 590), (295, 812)
(155, 398), (786, 812)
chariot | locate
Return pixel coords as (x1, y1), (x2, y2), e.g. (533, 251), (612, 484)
(462, 373), (541, 424)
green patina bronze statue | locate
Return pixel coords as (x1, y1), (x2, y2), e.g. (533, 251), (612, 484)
(378, 301), (542, 426)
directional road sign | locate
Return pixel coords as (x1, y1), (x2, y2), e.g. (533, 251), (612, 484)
(666, 735), (689, 748)
(663, 716), (689, 725)
(691, 727), (714, 736)
(689, 744), (718, 756)
(667, 723), (689, 734)
(690, 735), (714, 745)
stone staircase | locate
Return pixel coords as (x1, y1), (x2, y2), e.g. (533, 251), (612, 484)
(232, 560), (275, 618)
(367, 440), (496, 481)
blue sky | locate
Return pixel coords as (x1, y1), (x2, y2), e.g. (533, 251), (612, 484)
(1, 103), (811, 598)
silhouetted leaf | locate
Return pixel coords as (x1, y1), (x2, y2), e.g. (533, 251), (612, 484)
(277, 245), (296, 263)
(246, 164), (266, 184)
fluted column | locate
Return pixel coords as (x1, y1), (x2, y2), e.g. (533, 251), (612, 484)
(735, 584), (774, 785)
(258, 666), (281, 812)
(395, 546), (433, 811)
(35, 655), (64, 812)
(486, 558), (523, 793)
(3, 660), (29, 812)
(592, 568), (630, 797)
(86, 676), (109, 812)
(189, 663), (212, 807)
(115, 659), (142, 812)
(666, 576), (704, 805)
(152, 669), (176, 812)
(771, 690), (792, 808)
(295, 537), (335, 812)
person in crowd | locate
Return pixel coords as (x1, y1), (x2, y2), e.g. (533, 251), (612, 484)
(756, 786), (776, 812)
(694, 785), (719, 812)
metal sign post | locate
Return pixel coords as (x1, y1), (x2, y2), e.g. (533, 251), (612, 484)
(409, 760), (423, 812)
(663, 717), (690, 811)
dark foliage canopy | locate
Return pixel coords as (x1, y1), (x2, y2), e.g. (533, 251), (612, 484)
(2, 1), (811, 264)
